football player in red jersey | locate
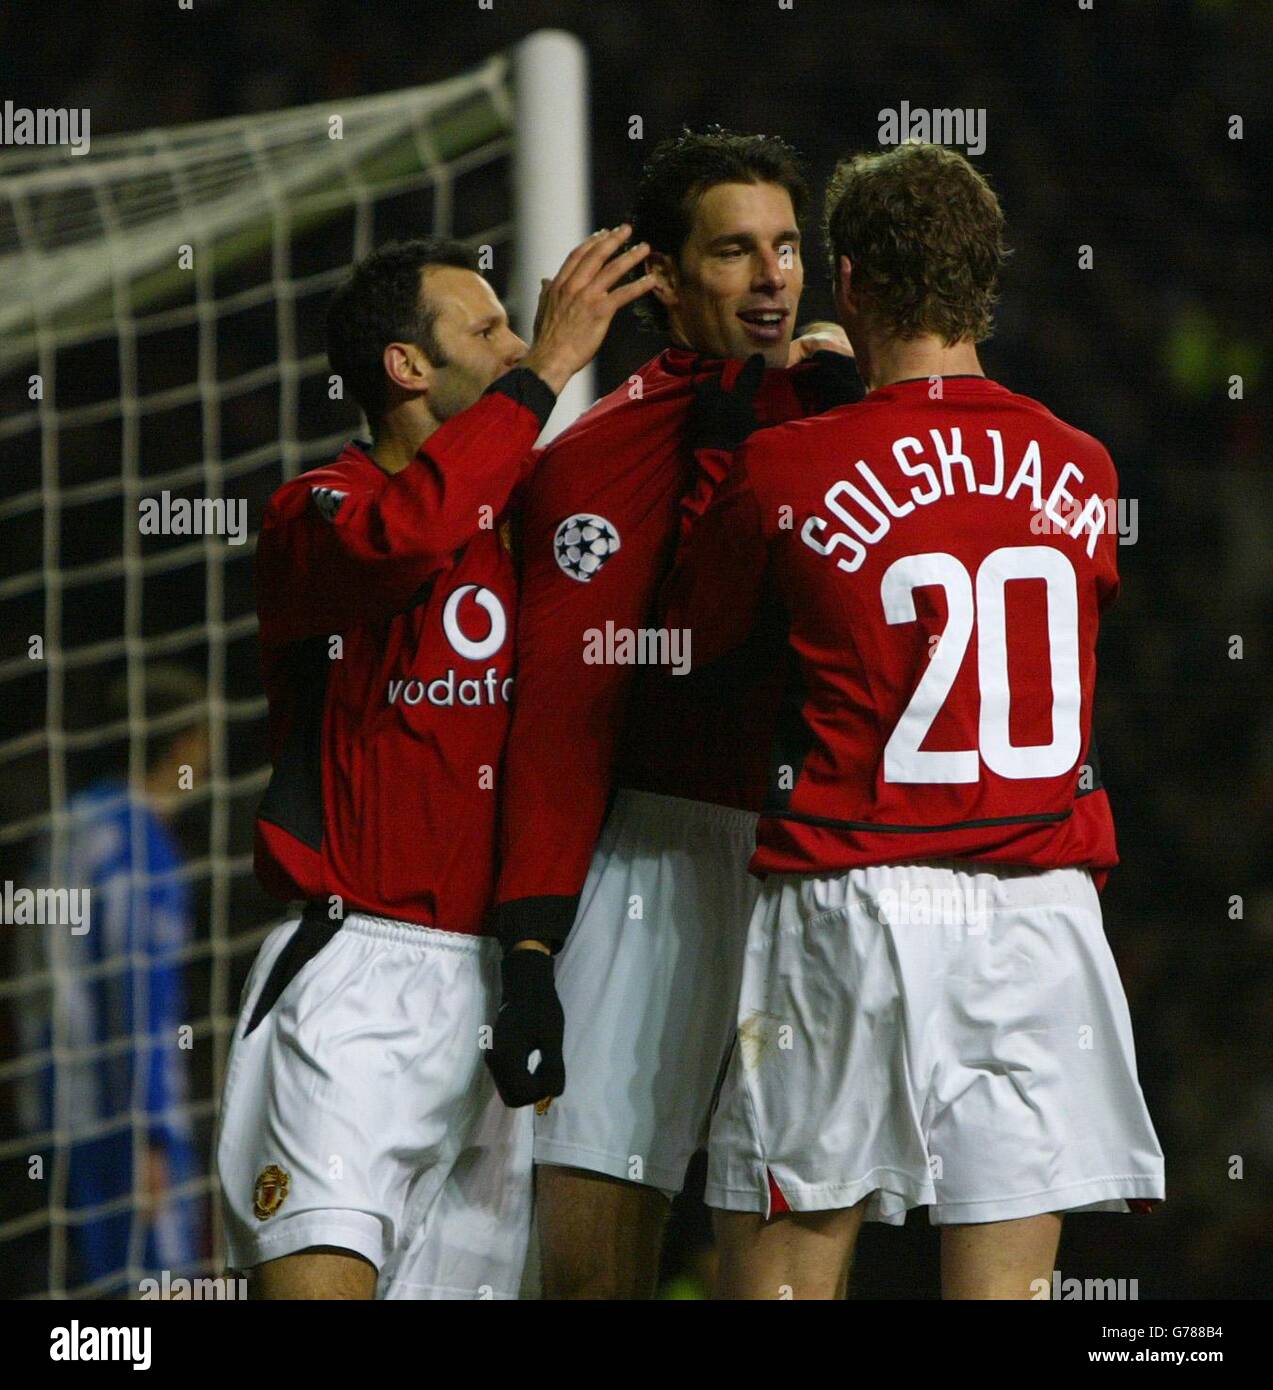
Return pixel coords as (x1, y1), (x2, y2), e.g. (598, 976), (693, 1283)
(662, 144), (1164, 1299)
(494, 130), (863, 1298)
(217, 228), (652, 1299)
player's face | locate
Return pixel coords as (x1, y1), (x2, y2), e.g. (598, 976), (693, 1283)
(421, 266), (528, 423)
(657, 181), (803, 367)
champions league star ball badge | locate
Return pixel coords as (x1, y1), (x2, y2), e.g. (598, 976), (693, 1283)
(553, 513), (621, 582)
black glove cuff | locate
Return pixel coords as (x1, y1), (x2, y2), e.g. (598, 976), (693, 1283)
(796, 350), (866, 411)
(494, 895), (578, 955)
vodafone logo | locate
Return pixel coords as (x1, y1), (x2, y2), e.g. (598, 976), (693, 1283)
(386, 584), (512, 710)
(442, 584), (506, 661)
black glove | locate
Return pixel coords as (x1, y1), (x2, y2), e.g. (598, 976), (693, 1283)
(686, 352), (767, 452)
(484, 947), (566, 1108)
(793, 349), (866, 415)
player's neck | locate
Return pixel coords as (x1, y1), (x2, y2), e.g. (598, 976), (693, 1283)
(371, 403), (441, 475)
(860, 333), (984, 391)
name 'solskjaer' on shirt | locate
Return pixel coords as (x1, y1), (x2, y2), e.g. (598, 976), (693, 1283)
(801, 426), (1109, 576)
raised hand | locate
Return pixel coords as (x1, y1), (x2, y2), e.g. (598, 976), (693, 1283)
(523, 225), (654, 395)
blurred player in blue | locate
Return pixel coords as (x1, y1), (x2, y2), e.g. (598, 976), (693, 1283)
(18, 665), (209, 1295)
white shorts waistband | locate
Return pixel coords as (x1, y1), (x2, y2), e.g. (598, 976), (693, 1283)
(613, 788), (759, 839)
(335, 911), (496, 954)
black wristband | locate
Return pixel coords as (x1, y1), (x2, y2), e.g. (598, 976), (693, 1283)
(494, 894), (579, 955)
(485, 367), (558, 429)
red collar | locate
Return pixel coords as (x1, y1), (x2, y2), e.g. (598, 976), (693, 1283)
(659, 345), (713, 376)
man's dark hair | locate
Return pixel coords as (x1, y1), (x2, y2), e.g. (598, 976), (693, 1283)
(629, 127), (810, 332)
(326, 237), (480, 427)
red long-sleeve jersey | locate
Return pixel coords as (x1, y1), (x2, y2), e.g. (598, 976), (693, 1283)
(254, 368), (556, 935)
(494, 347), (840, 947)
(661, 375), (1120, 878)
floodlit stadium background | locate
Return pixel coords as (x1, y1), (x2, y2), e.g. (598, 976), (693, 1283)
(1, 0), (1269, 1299)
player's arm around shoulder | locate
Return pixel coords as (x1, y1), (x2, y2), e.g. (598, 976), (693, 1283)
(660, 355), (793, 664)
(783, 321), (866, 419)
(661, 435), (776, 670)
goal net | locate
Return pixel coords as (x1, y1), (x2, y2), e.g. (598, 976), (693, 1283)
(0, 33), (588, 1298)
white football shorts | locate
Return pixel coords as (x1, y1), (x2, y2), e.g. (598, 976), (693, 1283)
(217, 909), (532, 1298)
(535, 790), (759, 1195)
(706, 861), (1166, 1225)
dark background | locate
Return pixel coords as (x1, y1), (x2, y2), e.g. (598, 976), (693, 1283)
(0, 0), (1269, 1298)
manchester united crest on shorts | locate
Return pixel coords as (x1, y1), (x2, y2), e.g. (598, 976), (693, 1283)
(553, 513), (621, 582)
(253, 1164), (290, 1221)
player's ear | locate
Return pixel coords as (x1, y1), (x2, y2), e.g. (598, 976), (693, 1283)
(382, 340), (432, 400)
(645, 251), (679, 312)
(833, 254), (856, 316)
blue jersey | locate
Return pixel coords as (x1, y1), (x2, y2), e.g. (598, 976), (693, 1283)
(20, 779), (200, 1286)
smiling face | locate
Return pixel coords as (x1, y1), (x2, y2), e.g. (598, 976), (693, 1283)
(652, 180), (804, 366)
